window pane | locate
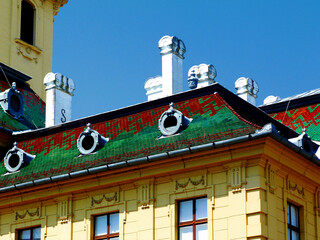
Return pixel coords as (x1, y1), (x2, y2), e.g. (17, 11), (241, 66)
(32, 227), (41, 240)
(292, 230), (300, 240)
(110, 238), (119, 240)
(110, 213), (119, 234)
(287, 203), (290, 224)
(291, 205), (299, 227)
(95, 215), (108, 236)
(179, 226), (193, 240)
(20, 229), (31, 240)
(196, 198), (207, 220)
(179, 200), (193, 222)
(196, 223), (208, 240)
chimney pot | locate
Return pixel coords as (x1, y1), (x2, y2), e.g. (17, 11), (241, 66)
(263, 95), (280, 105)
(188, 64), (216, 89)
(235, 77), (259, 105)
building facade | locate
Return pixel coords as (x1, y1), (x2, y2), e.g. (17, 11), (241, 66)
(0, 82), (319, 240)
(0, 0), (67, 101)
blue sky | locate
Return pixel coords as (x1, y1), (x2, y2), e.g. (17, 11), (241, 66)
(52, 0), (320, 120)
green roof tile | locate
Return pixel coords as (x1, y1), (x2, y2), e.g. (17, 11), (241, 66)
(270, 103), (320, 141)
(0, 80), (45, 131)
(0, 92), (260, 187)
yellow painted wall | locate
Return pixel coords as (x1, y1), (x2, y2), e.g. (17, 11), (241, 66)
(0, 0), (66, 101)
(0, 138), (320, 240)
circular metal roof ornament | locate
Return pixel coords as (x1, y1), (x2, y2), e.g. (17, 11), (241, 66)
(0, 82), (24, 119)
(77, 123), (108, 155)
(4, 142), (35, 173)
(158, 103), (192, 137)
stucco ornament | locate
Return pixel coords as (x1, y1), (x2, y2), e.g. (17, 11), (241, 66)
(198, 64), (217, 82)
(263, 95), (281, 105)
(158, 35), (186, 59)
(187, 64), (216, 89)
(235, 77), (259, 97)
(44, 72), (75, 95)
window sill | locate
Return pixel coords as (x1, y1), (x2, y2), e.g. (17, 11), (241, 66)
(14, 39), (42, 62)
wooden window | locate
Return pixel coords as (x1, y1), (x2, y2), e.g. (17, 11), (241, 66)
(287, 202), (300, 240)
(94, 212), (119, 240)
(178, 197), (208, 240)
(20, 0), (35, 45)
(18, 226), (40, 240)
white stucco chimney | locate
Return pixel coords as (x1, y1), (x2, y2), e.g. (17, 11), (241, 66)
(235, 77), (259, 105)
(144, 76), (163, 101)
(188, 64), (217, 89)
(144, 36), (186, 101)
(44, 72), (75, 127)
(158, 35), (186, 96)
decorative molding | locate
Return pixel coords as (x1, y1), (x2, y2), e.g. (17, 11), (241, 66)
(53, 1), (68, 17)
(266, 165), (276, 194)
(91, 192), (117, 206)
(138, 184), (150, 208)
(315, 189), (320, 216)
(58, 199), (72, 221)
(16, 207), (40, 220)
(230, 167), (241, 188)
(158, 35), (186, 59)
(175, 175), (205, 190)
(15, 39), (42, 63)
(287, 180), (304, 197)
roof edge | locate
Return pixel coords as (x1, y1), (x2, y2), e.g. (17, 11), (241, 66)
(13, 83), (298, 141)
(2, 124), (319, 194)
(0, 62), (32, 84)
(259, 92), (320, 113)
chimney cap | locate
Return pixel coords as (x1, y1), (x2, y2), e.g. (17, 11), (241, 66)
(235, 77), (259, 97)
(158, 35), (186, 59)
(263, 95), (281, 105)
(44, 72), (75, 95)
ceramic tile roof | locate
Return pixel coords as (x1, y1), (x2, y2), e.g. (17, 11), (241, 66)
(261, 88), (320, 106)
(269, 104), (320, 141)
(0, 90), (264, 188)
(259, 88), (320, 142)
(0, 80), (45, 131)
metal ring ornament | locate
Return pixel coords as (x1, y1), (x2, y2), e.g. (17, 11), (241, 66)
(77, 123), (108, 155)
(158, 103), (192, 137)
(0, 82), (24, 119)
(4, 143), (35, 173)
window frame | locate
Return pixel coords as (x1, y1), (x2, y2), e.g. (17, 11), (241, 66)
(20, 0), (36, 45)
(93, 212), (119, 240)
(287, 202), (300, 240)
(17, 226), (41, 240)
(178, 196), (208, 240)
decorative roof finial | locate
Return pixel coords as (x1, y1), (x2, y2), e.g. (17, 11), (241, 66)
(85, 123), (92, 133)
(168, 102), (174, 113)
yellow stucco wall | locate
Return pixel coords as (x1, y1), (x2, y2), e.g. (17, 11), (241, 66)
(0, 138), (319, 240)
(0, 0), (66, 101)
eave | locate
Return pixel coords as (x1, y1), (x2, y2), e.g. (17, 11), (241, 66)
(1, 123), (319, 195)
